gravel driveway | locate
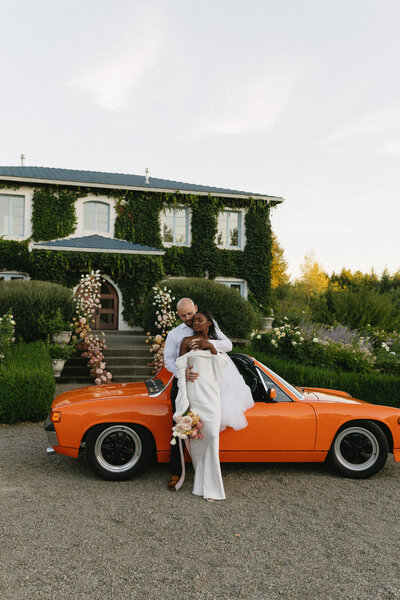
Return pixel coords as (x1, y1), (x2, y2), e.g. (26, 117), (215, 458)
(0, 422), (399, 600)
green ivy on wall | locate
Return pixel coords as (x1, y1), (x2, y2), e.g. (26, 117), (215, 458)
(161, 194), (272, 310)
(31, 188), (80, 241)
(0, 183), (273, 324)
(0, 239), (30, 273)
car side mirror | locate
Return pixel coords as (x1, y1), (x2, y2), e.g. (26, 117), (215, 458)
(266, 388), (277, 402)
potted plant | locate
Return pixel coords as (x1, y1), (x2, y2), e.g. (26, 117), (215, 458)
(261, 308), (274, 331)
(48, 343), (76, 378)
(39, 309), (73, 345)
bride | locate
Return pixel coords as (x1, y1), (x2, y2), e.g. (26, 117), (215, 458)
(174, 310), (254, 501)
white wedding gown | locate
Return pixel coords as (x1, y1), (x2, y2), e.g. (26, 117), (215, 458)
(219, 355), (254, 431)
(174, 350), (228, 500)
(174, 350), (255, 500)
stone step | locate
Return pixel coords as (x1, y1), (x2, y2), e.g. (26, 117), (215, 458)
(56, 374), (153, 384)
(112, 375), (154, 383)
(105, 331), (146, 336)
(61, 366), (91, 377)
(56, 375), (93, 384)
(103, 348), (151, 357)
(105, 356), (151, 366)
(62, 362), (153, 374)
(67, 352), (151, 363)
(105, 365), (154, 376)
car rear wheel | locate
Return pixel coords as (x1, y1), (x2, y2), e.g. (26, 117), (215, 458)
(85, 424), (153, 481)
(328, 420), (388, 479)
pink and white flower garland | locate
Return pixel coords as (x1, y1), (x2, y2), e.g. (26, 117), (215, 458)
(146, 285), (178, 374)
(72, 271), (112, 385)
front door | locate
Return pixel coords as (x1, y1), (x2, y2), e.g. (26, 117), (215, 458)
(94, 279), (118, 330)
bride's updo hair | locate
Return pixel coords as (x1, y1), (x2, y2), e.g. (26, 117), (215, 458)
(196, 310), (217, 339)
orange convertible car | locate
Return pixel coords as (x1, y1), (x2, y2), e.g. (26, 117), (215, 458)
(45, 354), (400, 480)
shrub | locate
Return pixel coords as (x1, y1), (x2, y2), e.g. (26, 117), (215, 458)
(143, 278), (261, 339)
(271, 284), (311, 324)
(0, 341), (55, 423)
(233, 347), (400, 408)
(311, 288), (400, 330)
(0, 280), (76, 342)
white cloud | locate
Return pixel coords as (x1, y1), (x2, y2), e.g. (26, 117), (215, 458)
(193, 71), (301, 136)
(325, 107), (400, 143)
(66, 25), (162, 113)
(378, 139), (400, 155)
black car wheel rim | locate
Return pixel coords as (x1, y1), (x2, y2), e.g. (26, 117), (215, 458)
(94, 426), (142, 473)
(334, 427), (379, 471)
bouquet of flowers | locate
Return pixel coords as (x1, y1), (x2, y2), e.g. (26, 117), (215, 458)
(171, 410), (203, 445)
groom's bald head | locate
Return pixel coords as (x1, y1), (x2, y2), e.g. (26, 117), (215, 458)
(176, 297), (198, 326)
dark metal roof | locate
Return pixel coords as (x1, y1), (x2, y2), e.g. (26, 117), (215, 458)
(0, 166), (283, 202)
(32, 234), (165, 255)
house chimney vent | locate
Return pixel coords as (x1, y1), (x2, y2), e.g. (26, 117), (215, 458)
(145, 168), (149, 184)
(20, 154), (26, 166)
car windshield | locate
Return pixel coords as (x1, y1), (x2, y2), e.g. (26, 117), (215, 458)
(257, 361), (305, 400)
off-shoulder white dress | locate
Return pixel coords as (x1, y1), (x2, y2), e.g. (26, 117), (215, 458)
(174, 350), (228, 500)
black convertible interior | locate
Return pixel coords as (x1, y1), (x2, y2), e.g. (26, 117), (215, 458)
(230, 353), (267, 402)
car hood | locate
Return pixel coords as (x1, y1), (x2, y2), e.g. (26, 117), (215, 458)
(300, 387), (367, 405)
(52, 382), (149, 408)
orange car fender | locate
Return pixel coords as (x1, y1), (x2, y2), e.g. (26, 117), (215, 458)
(55, 396), (172, 451)
(313, 403), (396, 451)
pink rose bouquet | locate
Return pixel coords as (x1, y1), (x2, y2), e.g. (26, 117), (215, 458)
(171, 410), (203, 445)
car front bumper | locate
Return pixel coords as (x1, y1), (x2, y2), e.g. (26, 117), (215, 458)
(44, 414), (59, 449)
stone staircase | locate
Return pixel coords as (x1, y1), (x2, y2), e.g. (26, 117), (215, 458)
(58, 331), (155, 384)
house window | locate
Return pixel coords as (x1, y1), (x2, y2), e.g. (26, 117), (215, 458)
(83, 201), (110, 233)
(216, 210), (242, 249)
(0, 194), (25, 236)
(0, 272), (30, 281)
(216, 278), (247, 299)
(162, 207), (190, 245)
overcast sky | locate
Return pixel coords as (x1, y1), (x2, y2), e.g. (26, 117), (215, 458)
(1, 0), (399, 278)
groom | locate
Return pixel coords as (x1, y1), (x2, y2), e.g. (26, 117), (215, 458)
(164, 297), (232, 490)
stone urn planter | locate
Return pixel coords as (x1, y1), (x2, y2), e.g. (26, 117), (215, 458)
(52, 359), (66, 378)
(52, 331), (72, 345)
(262, 317), (274, 331)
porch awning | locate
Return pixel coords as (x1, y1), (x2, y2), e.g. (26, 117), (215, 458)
(32, 234), (165, 255)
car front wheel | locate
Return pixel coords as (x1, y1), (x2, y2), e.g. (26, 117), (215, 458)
(85, 424), (153, 481)
(328, 420), (388, 479)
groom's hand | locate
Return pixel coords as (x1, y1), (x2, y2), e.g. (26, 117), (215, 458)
(189, 338), (212, 350)
(186, 365), (199, 381)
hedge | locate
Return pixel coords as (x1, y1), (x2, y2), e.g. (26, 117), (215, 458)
(0, 342), (55, 423)
(233, 347), (400, 408)
(143, 278), (261, 339)
(0, 279), (76, 342)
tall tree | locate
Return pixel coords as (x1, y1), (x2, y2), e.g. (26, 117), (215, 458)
(271, 231), (290, 288)
(297, 251), (329, 304)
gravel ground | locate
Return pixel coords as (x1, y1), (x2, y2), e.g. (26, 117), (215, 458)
(0, 422), (399, 600)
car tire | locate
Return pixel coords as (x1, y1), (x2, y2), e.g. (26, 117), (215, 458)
(328, 420), (388, 479)
(85, 423), (153, 481)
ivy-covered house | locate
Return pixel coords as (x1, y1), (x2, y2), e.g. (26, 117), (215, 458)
(0, 166), (283, 330)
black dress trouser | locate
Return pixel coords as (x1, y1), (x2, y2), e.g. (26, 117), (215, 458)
(169, 377), (182, 477)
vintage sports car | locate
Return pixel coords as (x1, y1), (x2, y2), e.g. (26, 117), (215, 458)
(45, 354), (400, 480)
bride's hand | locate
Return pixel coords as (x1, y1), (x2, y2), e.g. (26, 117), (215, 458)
(189, 338), (211, 350)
